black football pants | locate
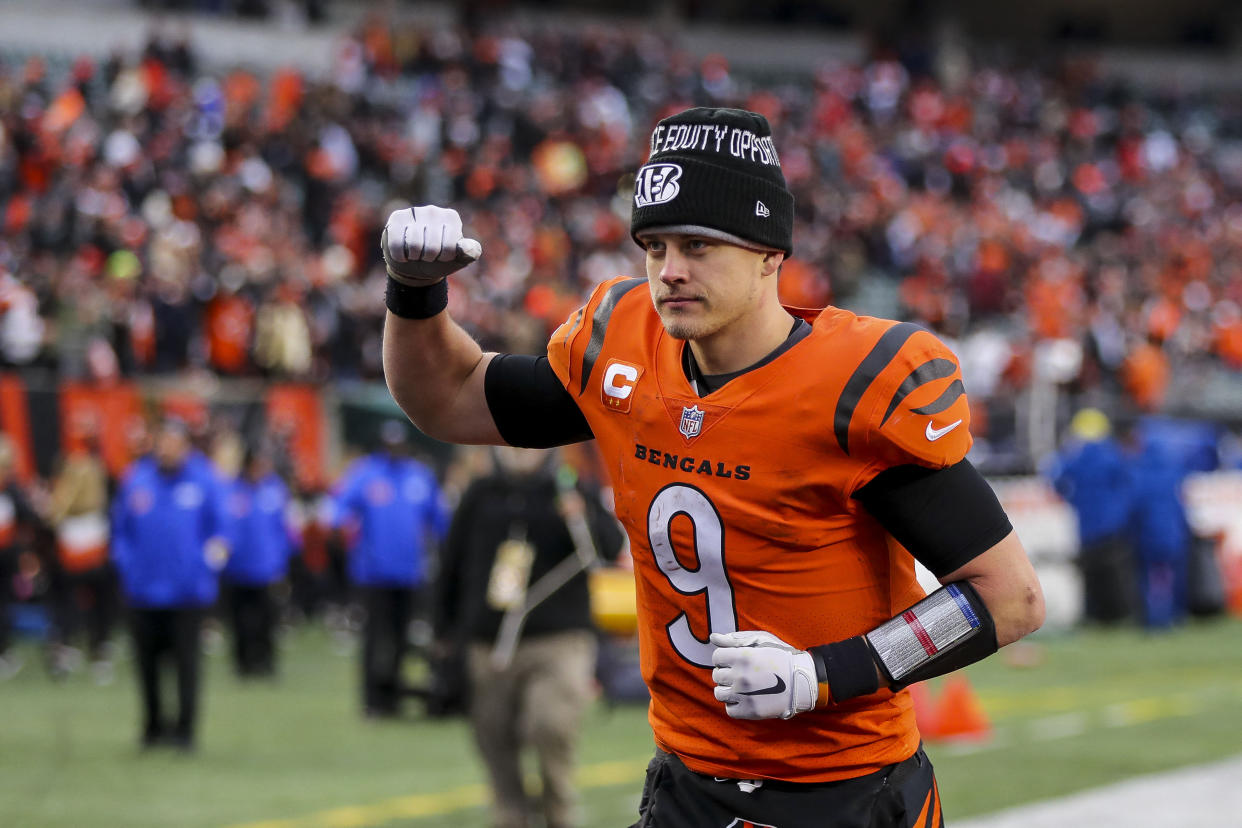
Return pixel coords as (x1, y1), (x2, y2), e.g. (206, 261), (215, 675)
(0, 549), (14, 655)
(130, 607), (203, 746)
(54, 564), (118, 661)
(227, 583), (276, 676)
(359, 586), (415, 715)
(631, 745), (943, 828)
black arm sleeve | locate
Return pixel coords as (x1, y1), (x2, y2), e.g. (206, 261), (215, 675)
(852, 459), (1013, 578)
(484, 354), (594, 448)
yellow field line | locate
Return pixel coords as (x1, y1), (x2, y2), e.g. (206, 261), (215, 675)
(224, 758), (647, 828)
(979, 676), (1242, 717)
(940, 681), (1242, 758)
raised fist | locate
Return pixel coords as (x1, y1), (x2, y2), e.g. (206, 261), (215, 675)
(381, 205), (482, 286)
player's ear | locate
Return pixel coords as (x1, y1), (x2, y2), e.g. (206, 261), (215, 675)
(760, 251), (785, 278)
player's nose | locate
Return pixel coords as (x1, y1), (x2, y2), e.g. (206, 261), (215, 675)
(658, 249), (690, 284)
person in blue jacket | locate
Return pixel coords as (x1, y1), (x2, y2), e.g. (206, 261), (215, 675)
(332, 420), (448, 717)
(221, 443), (294, 678)
(1047, 408), (1137, 624)
(111, 417), (227, 750)
(1126, 435), (1193, 628)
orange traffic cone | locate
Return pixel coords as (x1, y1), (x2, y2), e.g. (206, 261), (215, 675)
(927, 676), (991, 741)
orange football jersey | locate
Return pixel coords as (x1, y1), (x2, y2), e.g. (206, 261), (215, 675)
(547, 276), (973, 783)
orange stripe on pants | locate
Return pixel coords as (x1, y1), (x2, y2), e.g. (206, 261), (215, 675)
(913, 789), (933, 826)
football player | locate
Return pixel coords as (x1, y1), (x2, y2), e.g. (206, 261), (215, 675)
(380, 107), (1044, 828)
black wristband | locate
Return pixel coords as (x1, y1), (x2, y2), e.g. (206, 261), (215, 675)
(386, 277), (448, 320)
(809, 635), (881, 704)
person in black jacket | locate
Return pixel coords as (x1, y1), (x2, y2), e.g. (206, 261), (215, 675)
(434, 446), (624, 828)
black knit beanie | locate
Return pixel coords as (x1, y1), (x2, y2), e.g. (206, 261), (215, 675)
(630, 107), (794, 256)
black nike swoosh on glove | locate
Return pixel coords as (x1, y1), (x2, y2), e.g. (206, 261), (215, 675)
(738, 676), (786, 696)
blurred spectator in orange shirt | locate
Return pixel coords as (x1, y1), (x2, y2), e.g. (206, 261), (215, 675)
(205, 280), (255, 375)
(1121, 338), (1171, 412)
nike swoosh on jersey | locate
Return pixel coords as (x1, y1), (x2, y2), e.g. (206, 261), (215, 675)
(925, 419), (963, 441)
(738, 676), (787, 696)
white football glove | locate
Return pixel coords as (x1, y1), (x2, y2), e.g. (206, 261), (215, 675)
(710, 630), (819, 720)
(381, 205), (482, 286)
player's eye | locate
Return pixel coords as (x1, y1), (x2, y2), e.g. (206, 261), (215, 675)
(645, 240), (666, 254)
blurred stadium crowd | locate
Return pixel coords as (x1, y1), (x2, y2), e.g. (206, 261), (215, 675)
(1, 1), (1241, 590)
(4, 12), (1242, 461)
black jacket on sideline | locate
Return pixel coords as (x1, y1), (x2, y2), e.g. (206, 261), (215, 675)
(434, 469), (624, 645)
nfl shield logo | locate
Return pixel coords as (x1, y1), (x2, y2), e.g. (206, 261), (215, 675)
(679, 405), (705, 439)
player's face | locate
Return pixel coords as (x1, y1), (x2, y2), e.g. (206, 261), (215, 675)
(643, 234), (770, 343)
(154, 425), (190, 472)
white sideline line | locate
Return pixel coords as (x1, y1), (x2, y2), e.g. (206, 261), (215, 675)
(953, 754), (1242, 828)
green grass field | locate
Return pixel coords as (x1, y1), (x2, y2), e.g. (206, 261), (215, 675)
(3, 615), (1241, 828)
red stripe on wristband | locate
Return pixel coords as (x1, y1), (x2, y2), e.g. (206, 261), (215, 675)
(902, 610), (938, 656)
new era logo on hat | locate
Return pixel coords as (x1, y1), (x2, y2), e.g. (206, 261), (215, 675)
(755, 200), (770, 217)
